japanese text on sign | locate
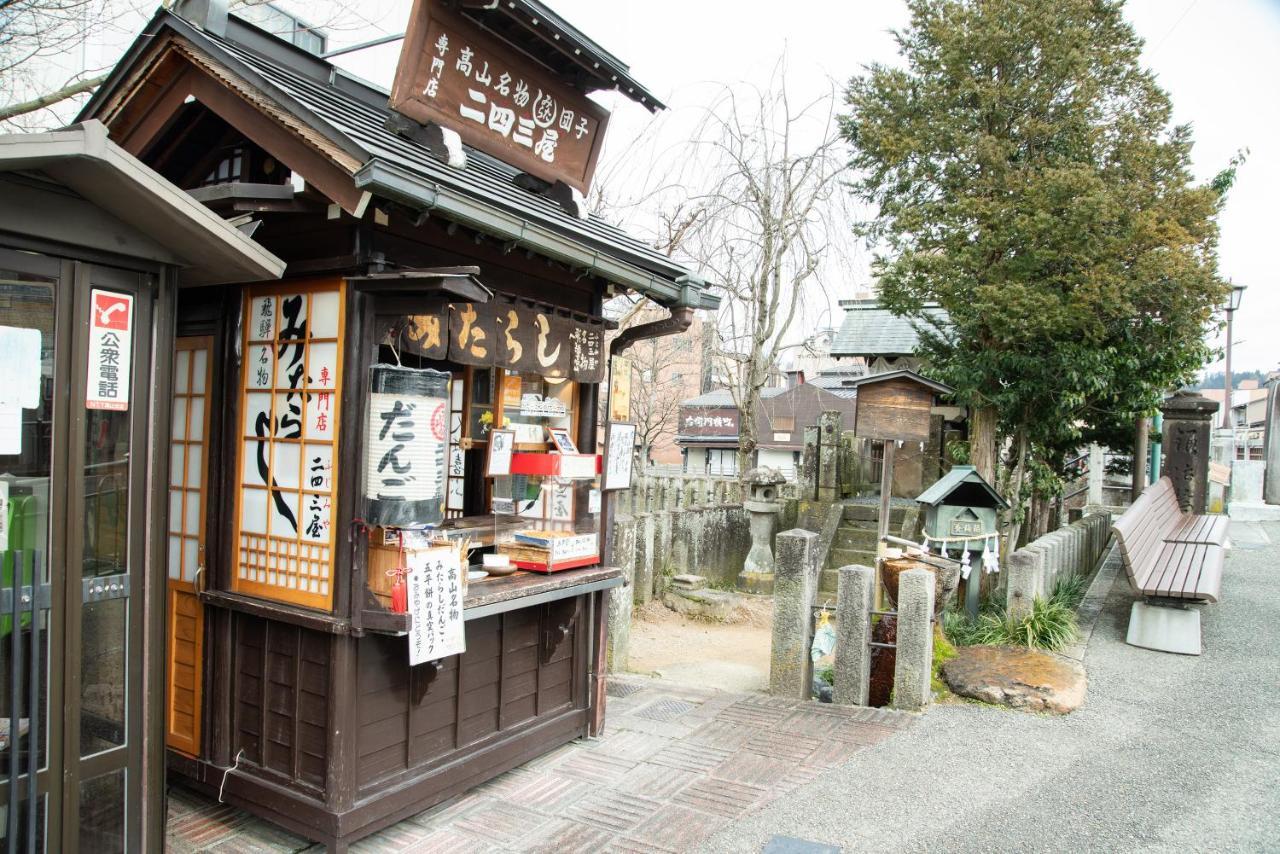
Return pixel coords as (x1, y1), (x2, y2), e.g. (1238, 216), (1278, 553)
(407, 546), (466, 665)
(389, 1), (610, 194)
(86, 290), (133, 411)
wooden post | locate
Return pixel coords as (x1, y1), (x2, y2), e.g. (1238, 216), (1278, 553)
(875, 441), (896, 608)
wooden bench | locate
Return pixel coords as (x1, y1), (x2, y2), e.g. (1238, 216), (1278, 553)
(1111, 476), (1229, 655)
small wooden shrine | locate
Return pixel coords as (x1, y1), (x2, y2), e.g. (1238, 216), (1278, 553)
(76, 1), (717, 848)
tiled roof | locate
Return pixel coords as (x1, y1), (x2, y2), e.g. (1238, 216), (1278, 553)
(80, 11), (716, 310)
(831, 299), (948, 357)
(681, 387), (786, 407)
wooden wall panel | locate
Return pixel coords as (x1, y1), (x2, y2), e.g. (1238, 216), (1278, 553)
(232, 613), (330, 793)
(355, 597), (589, 797)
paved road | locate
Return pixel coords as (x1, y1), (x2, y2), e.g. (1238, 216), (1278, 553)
(707, 521), (1280, 853)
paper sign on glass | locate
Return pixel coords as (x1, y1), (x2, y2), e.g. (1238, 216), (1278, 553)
(86, 290), (133, 411)
(486, 428), (515, 476)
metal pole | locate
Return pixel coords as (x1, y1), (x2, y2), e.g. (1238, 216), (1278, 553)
(1150, 413), (1163, 483)
(1222, 306), (1234, 430)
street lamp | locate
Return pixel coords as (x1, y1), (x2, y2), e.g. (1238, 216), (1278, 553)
(1222, 283), (1247, 430)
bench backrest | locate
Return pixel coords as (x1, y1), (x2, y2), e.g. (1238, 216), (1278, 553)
(1111, 477), (1184, 586)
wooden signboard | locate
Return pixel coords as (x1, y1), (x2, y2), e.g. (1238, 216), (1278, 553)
(608, 355), (632, 422)
(679, 407), (739, 437)
(854, 377), (935, 444)
(389, 0), (611, 195)
(444, 302), (607, 383)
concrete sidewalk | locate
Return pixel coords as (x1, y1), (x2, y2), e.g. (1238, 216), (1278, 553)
(707, 521), (1280, 853)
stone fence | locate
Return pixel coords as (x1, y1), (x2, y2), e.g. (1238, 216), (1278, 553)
(615, 471), (811, 515)
(768, 530), (935, 712)
(1004, 511), (1112, 619)
(605, 502), (753, 672)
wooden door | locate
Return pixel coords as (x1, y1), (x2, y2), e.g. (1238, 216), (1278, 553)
(165, 337), (213, 757)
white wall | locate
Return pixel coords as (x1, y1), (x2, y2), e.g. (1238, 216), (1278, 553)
(756, 448), (798, 481)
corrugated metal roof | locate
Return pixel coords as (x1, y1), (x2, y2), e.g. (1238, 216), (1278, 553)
(831, 299), (948, 357)
(916, 465), (1008, 508)
(81, 11), (715, 308)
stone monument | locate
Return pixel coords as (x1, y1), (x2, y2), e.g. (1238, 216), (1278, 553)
(1160, 390), (1218, 514)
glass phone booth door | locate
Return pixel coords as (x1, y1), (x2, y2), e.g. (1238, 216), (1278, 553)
(0, 248), (154, 852)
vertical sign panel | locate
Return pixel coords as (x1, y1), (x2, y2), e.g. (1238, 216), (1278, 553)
(406, 546), (466, 665)
(233, 282), (344, 611)
(86, 289), (133, 411)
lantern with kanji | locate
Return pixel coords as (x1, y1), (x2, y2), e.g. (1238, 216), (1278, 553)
(365, 365), (451, 527)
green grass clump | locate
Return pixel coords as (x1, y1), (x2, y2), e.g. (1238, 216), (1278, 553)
(942, 576), (1082, 653)
(931, 625), (957, 696)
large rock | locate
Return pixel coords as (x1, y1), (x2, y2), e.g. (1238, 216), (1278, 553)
(942, 645), (1086, 714)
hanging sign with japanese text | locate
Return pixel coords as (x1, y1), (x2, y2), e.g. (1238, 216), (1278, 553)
(389, 0), (611, 194)
(443, 301), (607, 383)
(365, 365), (451, 527)
(406, 545), (466, 665)
(86, 289), (133, 411)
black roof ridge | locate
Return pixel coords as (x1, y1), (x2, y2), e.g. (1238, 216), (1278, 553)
(79, 9), (712, 302)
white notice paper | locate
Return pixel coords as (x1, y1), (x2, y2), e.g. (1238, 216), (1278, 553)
(0, 406), (20, 456)
(0, 326), (41, 409)
(0, 481), (9, 551)
(406, 546), (466, 665)
(85, 290), (134, 411)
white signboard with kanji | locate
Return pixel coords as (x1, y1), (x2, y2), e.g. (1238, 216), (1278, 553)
(406, 545), (466, 665)
(86, 289), (133, 411)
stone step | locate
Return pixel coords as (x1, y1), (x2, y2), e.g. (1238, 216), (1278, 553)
(818, 560), (877, 593)
(833, 527), (879, 551)
(843, 504), (908, 523)
(827, 546), (877, 570)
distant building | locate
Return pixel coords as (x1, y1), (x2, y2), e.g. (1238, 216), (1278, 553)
(830, 298), (949, 374)
(1200, 382), (1268, 460)
(676, 383), (857, 479)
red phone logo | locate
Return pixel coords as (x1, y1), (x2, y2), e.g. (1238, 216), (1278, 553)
(93, 293), (131, 331)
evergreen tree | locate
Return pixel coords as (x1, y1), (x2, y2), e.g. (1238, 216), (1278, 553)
(842, 0), (1235, 536)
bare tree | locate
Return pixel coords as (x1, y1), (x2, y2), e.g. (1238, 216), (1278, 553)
(0, 0), (397, 129)
(677, 73), (854, 479)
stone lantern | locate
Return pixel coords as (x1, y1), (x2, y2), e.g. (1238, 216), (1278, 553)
(738, 466), (787, 594)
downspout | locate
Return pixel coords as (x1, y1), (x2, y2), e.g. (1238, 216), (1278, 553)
(610, 305), (695, 355)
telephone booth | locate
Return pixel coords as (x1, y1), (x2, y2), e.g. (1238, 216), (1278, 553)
(0, 121), (283, 851)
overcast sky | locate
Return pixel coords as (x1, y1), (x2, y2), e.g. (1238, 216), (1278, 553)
(322, 0), (1280, 376)
(56, 0), (1278, 375)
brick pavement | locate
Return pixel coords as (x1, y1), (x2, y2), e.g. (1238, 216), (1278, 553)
(166, 678), (914, 852)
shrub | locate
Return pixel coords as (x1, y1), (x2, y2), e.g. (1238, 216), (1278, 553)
(942, 582), (1081, 653)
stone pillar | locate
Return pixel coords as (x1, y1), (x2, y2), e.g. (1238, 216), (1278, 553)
(769, 529), (819, 698)
(634, 513), (654, 606)
(892, 568), (935, 712)
(739, 467), (786, 594)
(1086, 444), (1105, 507)
(606, 517), (637, 672)
(1161, 390), (1219, 514)
(1005, 549), (1040, 621)
(817, 411), (842, 502)
(654, 510), (674, 593)
(800, 426), (819, 500)
(833, 565), (874, 706)
(1265, 372), (1280, 505)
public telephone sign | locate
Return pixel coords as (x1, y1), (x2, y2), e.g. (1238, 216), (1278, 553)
(86, 289), (133, 411)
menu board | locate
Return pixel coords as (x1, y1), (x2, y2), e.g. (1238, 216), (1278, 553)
(406, 546), (466, 665)
(603, 421), (636, 492)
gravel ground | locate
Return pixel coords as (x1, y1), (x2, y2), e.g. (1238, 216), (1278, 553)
(705, 521), (1280, 853)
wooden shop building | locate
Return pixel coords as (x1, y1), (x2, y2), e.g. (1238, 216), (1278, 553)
(67, 0), (718, 848)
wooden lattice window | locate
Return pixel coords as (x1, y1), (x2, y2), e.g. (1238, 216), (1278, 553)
(232, 281), (345, 610)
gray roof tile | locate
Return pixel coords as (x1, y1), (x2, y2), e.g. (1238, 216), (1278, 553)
(831, 300), (948, 357)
